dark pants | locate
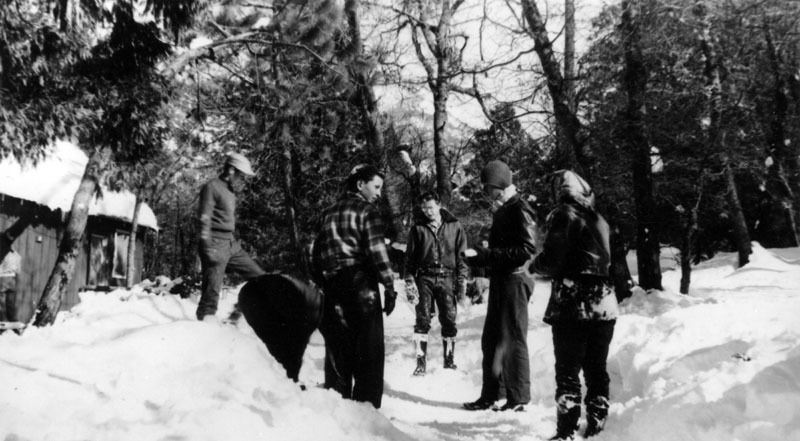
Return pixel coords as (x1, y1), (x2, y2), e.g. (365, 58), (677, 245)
(479, 272), (534, 404)
(197, 237), (265, 320)
(551, 320), (615, 408)
(320, 267), (385, 408)
(414, 274), (457, 338)
(0, 276), (17, 322)
(238, 274), (323, 382)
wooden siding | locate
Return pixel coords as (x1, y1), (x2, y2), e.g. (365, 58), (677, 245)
(1, 195), (150, 323)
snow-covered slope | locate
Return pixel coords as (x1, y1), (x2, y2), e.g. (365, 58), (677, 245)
(1, 243), (798, 441)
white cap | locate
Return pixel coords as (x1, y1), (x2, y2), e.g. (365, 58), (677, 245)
(226, 152), (255, 176)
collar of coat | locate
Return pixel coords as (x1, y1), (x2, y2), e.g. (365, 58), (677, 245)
(414, 208), (458, 226)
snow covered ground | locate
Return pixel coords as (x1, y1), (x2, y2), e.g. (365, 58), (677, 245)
(1, 243), (799, 441)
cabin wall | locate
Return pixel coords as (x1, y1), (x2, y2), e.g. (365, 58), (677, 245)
(1, 195), (151, 322)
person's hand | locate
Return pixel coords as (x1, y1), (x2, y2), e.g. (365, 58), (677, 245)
(405, 278), (419, 305)
(383, 284), (397, 316)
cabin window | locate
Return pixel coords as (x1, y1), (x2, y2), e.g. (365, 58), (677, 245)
(88, 234), (112, 288)
(112, 231), (129, 281)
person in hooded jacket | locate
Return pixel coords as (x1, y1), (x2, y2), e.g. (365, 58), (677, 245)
(462, 160), (537, 412)
(404, 191), (469, 376)
(530, 170), (619, 440)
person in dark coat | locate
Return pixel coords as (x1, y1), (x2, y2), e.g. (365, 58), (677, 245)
(463, 160), (537, 412)
(530, 170), (619, 440)
(311, 164), (397, 409)
(404, 191), (469, 375)
(237, 273), (323, 382)
(196, 152), (266, 321)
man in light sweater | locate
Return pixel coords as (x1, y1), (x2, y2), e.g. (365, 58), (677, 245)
(196, 152), (266, 321)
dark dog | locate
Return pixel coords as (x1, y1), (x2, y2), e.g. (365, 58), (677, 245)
(237, 274), (323, 382)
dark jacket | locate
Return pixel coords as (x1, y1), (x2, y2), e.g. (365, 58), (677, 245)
(404, 208), (468, 285)
(530, 171), (618, 323)
(470, 194), (537, 276)
(531, 172), (610, 279)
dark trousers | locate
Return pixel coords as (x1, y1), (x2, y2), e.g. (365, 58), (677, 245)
(238, 274), (323, 382)
(551, 320), (615, 406)
(320, 267), (385, 408)
(480, 272), (534, 404)
(414, 274), (457, 337)
(197, 237), (265, 320)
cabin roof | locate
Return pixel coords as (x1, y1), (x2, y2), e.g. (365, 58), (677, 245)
(0, 141), (159, 231)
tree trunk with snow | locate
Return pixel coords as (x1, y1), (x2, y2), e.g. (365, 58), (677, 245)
(622, 0), (662, 291)
(125, 195), (142, 288)
(33, 149), (105, 327)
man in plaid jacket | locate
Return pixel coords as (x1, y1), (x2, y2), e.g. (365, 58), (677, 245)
(312, 164), (397, 409)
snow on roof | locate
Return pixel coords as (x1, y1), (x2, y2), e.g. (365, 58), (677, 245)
(0, 140), (159, 231)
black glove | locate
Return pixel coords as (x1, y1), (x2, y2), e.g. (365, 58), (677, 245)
(383, 285), (397, 316)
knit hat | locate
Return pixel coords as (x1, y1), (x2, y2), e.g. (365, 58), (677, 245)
(480, 160), (512, 189)
(226, 152), (255, 176)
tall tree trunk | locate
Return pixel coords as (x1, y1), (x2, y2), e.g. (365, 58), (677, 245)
(679, 179), (703, 294)
(409, 0), (460, 204)
(696, 1), (751, 267)
(125, 195), (142, 288)
(279, 124), (307, 277)
(522, 0), (633, 294)
(432, 87), (450, 203)
(33, 149), (104, 327)
(763, 23), (800, 245)
(564, 0), (576, 101)
(622, 0), (662, 290)
(520, 0), (585, 171)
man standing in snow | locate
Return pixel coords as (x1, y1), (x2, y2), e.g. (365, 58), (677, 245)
(404, 191), (469, 376)
(196, 152), (266, 322)
(463, 160), (537, 412)
(530, 170), (619, 440)
(312, 164), (397, 409)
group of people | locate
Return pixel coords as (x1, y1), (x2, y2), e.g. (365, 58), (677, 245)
(195, 152), (619, 440)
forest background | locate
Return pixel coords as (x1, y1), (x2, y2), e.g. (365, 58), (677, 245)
(2, 0), (800, 326)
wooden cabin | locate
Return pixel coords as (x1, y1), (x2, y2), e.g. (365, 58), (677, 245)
(0, 141), (159, 323)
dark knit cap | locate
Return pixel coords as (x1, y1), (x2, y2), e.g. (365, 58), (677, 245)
(480, 160), (512, 189)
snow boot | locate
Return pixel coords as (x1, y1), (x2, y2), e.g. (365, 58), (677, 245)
(413, 333), (427, 376)
(492, 401), (527, 412)
(549, 394), (580, 440)
(443, 337), (457, 369)
(462, 397), (494, 411)
(584, 396), (610, 437)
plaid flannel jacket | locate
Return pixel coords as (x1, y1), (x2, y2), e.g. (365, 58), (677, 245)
(313, 192), (394, 287)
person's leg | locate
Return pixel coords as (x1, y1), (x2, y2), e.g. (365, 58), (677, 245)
(583, 320), (616, 436)
(552, 322), (588, 438)
(196, 238), (231, 320)
(435, 276), (458, 369)
(414, 276), (434, 335)
(350, 270), (385, 408)
(464, 278), (501, 409)
(501, 274), (533, 406)
(320, 273), (356, 400)
(227, 240), (267, 280)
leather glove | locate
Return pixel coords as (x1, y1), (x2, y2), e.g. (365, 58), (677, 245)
(383, 284), (397, 316)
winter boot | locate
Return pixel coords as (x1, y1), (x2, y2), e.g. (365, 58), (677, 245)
(413, 333), (428, 376)
(549, 394), (580, 440)
(584, 396), (610, 437)
(443, 337), (457, 369)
